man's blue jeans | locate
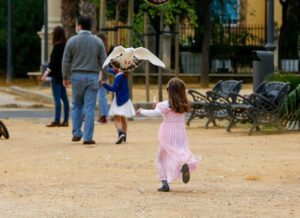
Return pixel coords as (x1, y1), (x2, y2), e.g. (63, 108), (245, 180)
(98, 86), (109, 117)
(71, 73), (98, 141)
(51, 78), (69, 123)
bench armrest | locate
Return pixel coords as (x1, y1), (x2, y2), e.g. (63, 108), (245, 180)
(187, 89), (210, 103)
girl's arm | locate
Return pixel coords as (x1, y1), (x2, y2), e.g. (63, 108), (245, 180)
(102, 75), (121, 92)
(41, 68), (51, 81)
(137, 108), (162, 117)
(42, 45), (58, 81)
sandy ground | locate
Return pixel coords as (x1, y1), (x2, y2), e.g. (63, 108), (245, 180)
(0, 116), (299, 218)
(13, 82), (255, 103)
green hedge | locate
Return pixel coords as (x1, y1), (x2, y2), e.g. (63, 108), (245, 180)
(210, 45), (265, 57)
(0, 0), (43, 77)
(265, 73), (300, 92)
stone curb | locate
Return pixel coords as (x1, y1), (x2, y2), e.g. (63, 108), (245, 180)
(4, 86), (53, 104)
(0, 86), (155, 109)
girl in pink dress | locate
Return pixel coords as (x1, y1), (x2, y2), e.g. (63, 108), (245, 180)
(137, 78), (200, 192)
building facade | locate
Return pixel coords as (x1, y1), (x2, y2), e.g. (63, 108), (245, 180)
(39, 0), (283, 73)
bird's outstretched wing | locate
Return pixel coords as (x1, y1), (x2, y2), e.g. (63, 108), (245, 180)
(134, 47), (165, 68)
(102, 46), (126, 68)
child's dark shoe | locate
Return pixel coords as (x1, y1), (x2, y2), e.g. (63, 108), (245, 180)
(181, 163), (190, 184)
(122, 134), (126, 144)
(115, 134), (125, 144)
(157, 186), (170, 192)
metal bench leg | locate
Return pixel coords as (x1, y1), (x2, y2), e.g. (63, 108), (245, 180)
(227, 117), (236, 132)
(212, 119), (217, 127)
(186, 110), (196, 126)
(205, 119), (211, 129)
(249, 123), (259, 135)
(205, 117), (216, 129)
(275, 119), (284, 131)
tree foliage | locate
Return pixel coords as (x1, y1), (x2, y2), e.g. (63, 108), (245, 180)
(131, 0), (198, 47)
(0, 0), (43, 76)
(280, 84), (300, 128)
(61, 0), (79, 38)
(134, 0), (197, 29)
(279, 0), (300, 59)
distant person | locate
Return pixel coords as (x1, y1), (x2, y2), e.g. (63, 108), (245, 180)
(62, 15), (107, 145)
(136, 78), (200, 192)
(100, 67), (135, 144)
(41, 26), (69, 127)
(95, 32), (109, 124)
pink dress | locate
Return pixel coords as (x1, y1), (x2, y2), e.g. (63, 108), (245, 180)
(141, 101), (200, 183)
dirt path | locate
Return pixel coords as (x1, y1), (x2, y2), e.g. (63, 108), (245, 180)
(0, 118), (299, 217)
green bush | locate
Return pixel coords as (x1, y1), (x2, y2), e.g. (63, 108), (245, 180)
(0, 0), (43, 77)
(210, 45), (265, 58)
(279, 84), (300, 128)
(265, 73), (300, 92)
(266, 72), (300, 128)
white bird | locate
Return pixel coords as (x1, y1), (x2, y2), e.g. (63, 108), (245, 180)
(102, 46), (165, 71)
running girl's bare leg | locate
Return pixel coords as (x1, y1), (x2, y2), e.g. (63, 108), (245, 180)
(114, 115), (122, 130)
(114, 115), (125, 144)
(120, 116), (127, 133)
(120, 116), (127, 142)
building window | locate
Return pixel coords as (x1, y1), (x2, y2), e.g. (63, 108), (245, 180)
(212, 0), (239, 24)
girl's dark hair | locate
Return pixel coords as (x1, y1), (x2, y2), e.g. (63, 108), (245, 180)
(77, 15), (91, 30)
(96, 32), (108, 52)
(167, 77), (190, 113)
(123, 71), (128, 79)
(52, 26), (66, 45)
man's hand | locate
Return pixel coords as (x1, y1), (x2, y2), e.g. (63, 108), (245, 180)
(63, 80), (70, 88)
(99, 80), (107, 86)
(136, 108), (143, 116)
(41, 69), (50, 81)
(41, 74), (48, 81)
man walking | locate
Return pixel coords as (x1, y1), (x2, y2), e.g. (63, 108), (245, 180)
(62, 15), (107, 144)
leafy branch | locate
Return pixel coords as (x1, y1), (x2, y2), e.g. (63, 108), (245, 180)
(280, 84), (300, 128)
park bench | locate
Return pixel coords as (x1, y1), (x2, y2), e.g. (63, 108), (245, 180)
(187, 80), (243, 128)
(27, 71), (42, 85)
(226, 81), (290, 135)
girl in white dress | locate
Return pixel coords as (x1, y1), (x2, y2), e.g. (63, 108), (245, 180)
(101, 69), (135, 144)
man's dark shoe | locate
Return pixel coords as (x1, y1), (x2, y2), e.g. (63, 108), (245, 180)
(72, 136), (82, 142)
(97, 116), (107, 124)
(115, 134), (125, 144)
(46, 121), (61, 127)
(83, 140), (96, 145)
(60, 121), (69, 127)
(157, 186), (170, 192)
(181, 163), (190, 184)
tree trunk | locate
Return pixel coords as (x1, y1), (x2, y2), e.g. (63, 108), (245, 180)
(239, 0), (248, 25)
(201, 0), (211, 88)
(278, 0), (290, 70)
(99, 0), (107, 33)
(61, 0), (79, 38)
(79, 0), (97, 33)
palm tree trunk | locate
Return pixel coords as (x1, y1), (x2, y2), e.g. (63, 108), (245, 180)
(201, 0), (211, 88)
(278, 0), (290, 70)
(61, 0), (79, 38)
(79, 0), (97, 33)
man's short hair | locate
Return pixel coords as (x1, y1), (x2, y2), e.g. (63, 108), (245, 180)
(77, 15), (91, 30)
